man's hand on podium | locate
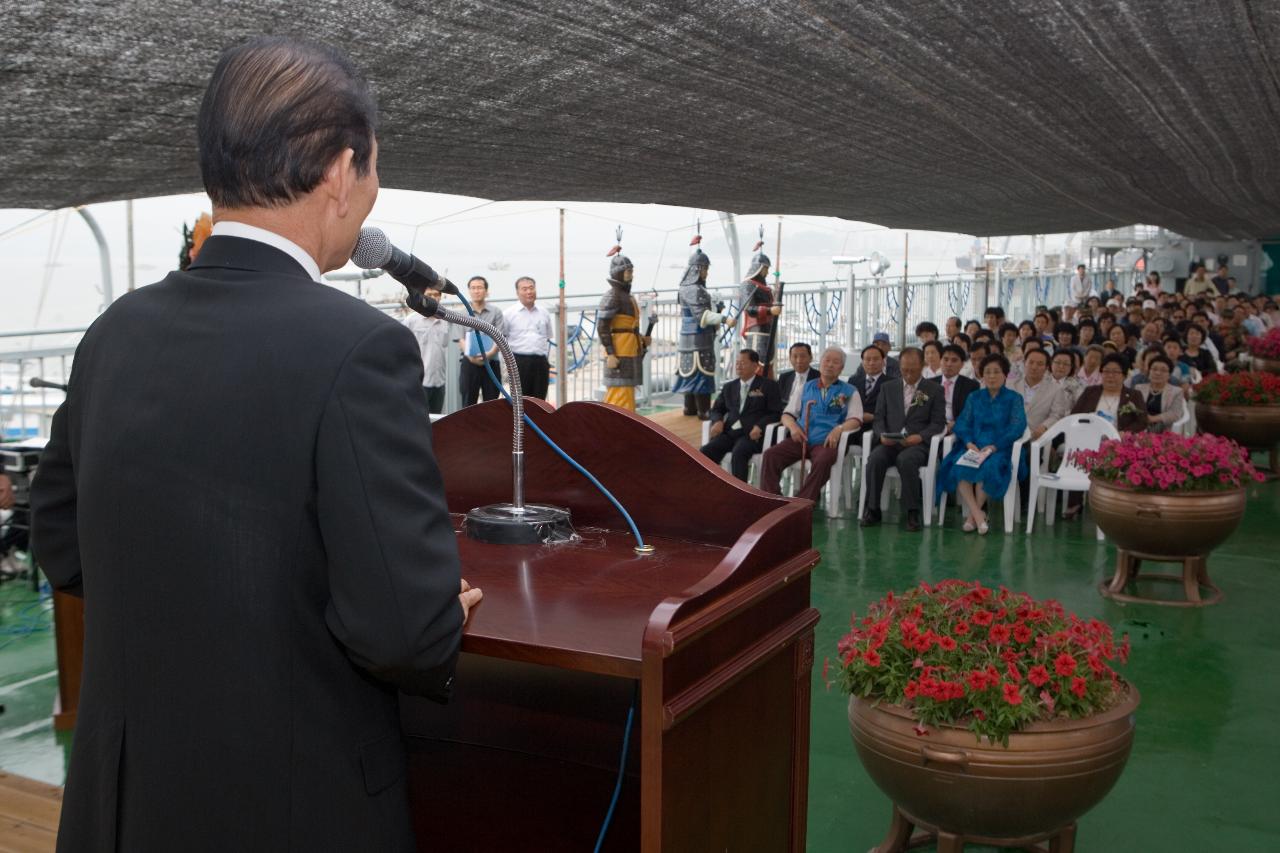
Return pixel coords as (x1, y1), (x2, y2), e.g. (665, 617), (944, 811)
(459, 578), (483, 623)
(0, 474), (13, 510)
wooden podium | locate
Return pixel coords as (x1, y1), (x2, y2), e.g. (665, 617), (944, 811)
(402, 400), (820, 852)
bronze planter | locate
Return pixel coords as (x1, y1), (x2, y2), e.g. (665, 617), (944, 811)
(1195, 402), (1280, 451)
(848, 688), (1138, 842)
(1089, 479), (1246, 557)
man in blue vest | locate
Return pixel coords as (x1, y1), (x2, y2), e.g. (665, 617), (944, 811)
(760, 346), (863, 503)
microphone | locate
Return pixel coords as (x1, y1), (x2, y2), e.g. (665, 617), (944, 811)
(29, 377), (68, 392)
(350, 227), (460, 296)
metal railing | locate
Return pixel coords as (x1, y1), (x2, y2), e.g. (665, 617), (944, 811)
(1, 268), (1128, 436)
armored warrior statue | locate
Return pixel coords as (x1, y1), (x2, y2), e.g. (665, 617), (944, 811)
(597, 228), (651, 411)
(672, 231), (734, 419)
(739, 229), (783, 376)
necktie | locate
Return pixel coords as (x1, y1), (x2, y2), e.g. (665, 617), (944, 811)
(866, 376), (877, 397)
(739, 380), (749, 413)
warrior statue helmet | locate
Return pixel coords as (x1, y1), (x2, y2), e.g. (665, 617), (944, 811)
(606, 225), (633, 284)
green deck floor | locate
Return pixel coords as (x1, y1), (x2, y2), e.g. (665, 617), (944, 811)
(1, 470), (1278, 851)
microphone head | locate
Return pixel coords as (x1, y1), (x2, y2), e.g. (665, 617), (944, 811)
(351, 226), (392, 269)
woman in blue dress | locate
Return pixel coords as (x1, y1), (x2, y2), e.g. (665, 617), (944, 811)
(936, 353), (1027, 534)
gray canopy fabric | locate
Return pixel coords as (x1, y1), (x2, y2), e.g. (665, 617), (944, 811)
(2, 0), (1278, 238)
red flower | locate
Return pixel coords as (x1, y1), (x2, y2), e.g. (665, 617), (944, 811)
(1006, 661), (1021, 683)
(1002, 682), (1023, 706)
(988, 623), (1012, 645)
(1054, 652), (1077, 677)
(953, 620), (971, 635)
(966, 670), (987, 691)
(938, 636), (957, 651)
(1071, 676), (1088, 698)
(1013, 623), (1033, 644)
(1027, 664), (1050, 687)
(972, 610), (995, 626)
(904, 679), (918, 699)
(864, 649), (882, 668)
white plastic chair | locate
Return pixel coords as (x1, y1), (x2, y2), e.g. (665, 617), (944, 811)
(1025, 414), (1120, 539)
(856, 431), (948, 526)
(1171, 403), (1192, 436)
(700, 419), (782, 488)
(936, 428), (1031, 533)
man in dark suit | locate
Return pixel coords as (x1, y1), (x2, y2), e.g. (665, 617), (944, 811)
(925, 344), (979, 431)
(861, 347), (947, 531)
(776, 342), (820, 404)
(30, 37), (480, 853)
(701, 349), (783, 481)
(848, 331), (901, 382)
(847, 344), (888, 431)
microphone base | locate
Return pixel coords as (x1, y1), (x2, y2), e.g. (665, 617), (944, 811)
(464, 503), (575, 545)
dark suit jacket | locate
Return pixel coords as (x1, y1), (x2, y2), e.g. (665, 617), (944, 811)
(952, 373), (977, 422)
(708, 375), (783, 435)
(30, 236), (463, 852)
(848, 371), (889, 422)
(777, 367), (820, 406)
(872, 377), (947, 445)
(1071, 385), (1150, 433)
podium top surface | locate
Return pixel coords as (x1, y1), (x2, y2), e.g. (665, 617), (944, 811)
(454, 516), (728, 677)
(433, 400), (814, 679)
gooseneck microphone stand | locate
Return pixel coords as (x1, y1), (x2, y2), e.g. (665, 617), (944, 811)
(406, 291), (573, 544)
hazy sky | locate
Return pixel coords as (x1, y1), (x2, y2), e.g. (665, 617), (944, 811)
(0, 188), (1056, 336)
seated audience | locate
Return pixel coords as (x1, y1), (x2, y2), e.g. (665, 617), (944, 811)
(935, 354), (1028, 535)
(760, 347), (863, 503)
(915, 321), (940, 344)
(700, 349), (784, 482)
(848, 344), (888, 425)
(1072, 353), (1148, 433)
(1133, 355), (1185, 434)
(1050, 349), (1084, 409)
(928, 344), (979, 434)
(922, 340), (944, 378)
(777, 342), (820, 403)
(1009, 348), (1068, 441)
(860, 348), (946, 532)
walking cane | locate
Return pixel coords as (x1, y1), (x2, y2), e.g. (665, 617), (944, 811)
(800, 399), (818, 475)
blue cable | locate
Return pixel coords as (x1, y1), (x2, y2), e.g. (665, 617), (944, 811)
(450, 291), (647, 549)
(594, 686), (637, 853)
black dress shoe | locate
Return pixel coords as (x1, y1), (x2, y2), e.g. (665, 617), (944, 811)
(905, 510), (922, 532)
(861, 509), (882, 528)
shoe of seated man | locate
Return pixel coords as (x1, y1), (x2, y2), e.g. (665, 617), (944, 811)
(904, 510), (922, 532)
(860, 508), (882, 528)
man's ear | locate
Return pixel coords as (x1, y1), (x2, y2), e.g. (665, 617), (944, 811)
(322, 148), (357, 217)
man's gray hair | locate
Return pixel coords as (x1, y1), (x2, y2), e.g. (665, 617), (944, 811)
(822, 346), (846, 367)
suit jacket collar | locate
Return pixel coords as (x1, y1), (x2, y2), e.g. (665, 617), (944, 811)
(186, 235), (317, 282)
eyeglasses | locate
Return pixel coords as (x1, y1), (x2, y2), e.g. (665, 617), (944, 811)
(1100, 368), (1125, 376)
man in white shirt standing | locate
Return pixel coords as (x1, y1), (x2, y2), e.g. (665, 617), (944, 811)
(502, 276), (554, 400)
(1069, 264), (1097, 306)
(402, 286), (450, 413)
(455, 275), (506, 407)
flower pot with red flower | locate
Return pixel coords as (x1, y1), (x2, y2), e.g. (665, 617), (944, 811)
(834, 580), (1137, 852)
(1246, 327), (1280, 374)
(1193, 372), (1280, 475)
(1078, 432), (1263, 606)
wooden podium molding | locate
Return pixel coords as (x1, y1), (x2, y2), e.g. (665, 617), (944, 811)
(402, 400), (820, 852)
